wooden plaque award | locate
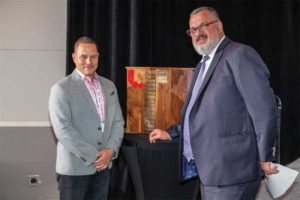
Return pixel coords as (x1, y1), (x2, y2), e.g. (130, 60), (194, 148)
(126, 66), (194, 133)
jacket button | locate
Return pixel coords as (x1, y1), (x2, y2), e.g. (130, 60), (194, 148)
(98, 127), (102, 131)
(98, 142), (101, 145)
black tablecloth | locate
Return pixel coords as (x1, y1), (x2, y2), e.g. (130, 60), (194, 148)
(108, 133), (199, 200)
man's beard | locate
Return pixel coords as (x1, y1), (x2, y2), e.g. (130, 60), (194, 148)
(193, 37), (220, 56)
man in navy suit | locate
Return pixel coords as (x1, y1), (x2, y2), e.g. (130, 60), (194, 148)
(149, 7), (279, 200)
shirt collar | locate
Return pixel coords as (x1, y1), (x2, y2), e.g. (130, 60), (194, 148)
(75, 68), (99, 81)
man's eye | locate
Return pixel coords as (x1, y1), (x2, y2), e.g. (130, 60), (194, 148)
(91, 56), (98, 59)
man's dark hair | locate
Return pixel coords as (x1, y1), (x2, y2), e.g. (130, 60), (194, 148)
(74, 36), (98, 52)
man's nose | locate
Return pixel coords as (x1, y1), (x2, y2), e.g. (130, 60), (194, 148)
(86, 57), (92, 64)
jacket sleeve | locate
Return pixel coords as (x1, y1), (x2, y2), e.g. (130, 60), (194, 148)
(49, 83), (98, 166)
(167, 123), (181, 142)
(231, 45), (278, 162)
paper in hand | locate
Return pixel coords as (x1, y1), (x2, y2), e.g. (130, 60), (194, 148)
(265, 163), (299, 199)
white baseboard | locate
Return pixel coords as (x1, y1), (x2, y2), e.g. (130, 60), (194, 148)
(0, 121), (52, 127)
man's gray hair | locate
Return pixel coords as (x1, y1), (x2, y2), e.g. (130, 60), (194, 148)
(190, 7), (220, 20)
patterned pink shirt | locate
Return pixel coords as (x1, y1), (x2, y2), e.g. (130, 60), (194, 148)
(76, 69), (105, 122)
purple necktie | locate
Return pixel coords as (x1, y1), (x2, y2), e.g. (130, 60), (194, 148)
(183, 55), (210, 162)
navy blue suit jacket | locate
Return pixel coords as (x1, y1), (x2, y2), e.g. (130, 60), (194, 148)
(168, 37), (278, 186)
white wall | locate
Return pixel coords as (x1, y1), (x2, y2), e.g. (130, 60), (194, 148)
(0, 0), (67, 124)
(0, 0), (67, 199)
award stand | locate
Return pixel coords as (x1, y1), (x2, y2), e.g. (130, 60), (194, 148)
(112, 67), (199, 200)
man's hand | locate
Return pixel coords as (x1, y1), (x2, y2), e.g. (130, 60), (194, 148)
(149, 129), (171, 143)
(93, 148), (114, 172)
(260, 161), (279, 176)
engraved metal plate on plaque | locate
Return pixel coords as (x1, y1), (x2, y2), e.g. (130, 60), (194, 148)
(144, 70), (157, 132)
(156, 70), (168, 84)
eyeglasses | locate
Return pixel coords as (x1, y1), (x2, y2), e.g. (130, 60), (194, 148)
(186, 20), (219, 37)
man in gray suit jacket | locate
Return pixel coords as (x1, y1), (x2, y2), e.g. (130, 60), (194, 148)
(49, 37), (124, 200)
(149, 7), (279, 200)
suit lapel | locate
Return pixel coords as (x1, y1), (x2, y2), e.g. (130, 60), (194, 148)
(181, 37), (231, 116)
(70, 70), (100, 118)
(99, 78), (117, 134)
(197, 37), (231, 98)
(99, 78), (109, 121)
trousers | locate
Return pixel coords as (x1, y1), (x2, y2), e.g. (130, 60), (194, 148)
(58, 169), (110, 200)
(200, 177), (262, 200)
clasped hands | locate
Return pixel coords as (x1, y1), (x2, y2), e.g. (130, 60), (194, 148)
(93, 148), (114, 172)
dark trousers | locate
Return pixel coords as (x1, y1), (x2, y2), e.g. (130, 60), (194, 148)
(200, 177), (261, 200)
(58, 169), (110, 200)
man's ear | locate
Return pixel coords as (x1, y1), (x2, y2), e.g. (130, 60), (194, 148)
(218, 20), (224, 33)
(72, 53), (76, 62)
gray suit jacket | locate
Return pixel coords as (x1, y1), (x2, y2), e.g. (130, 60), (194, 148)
(168, 37), (278, 186)
(49, 70), (124, 175)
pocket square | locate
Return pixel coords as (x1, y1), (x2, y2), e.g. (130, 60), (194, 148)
(182, 157), (198, 181)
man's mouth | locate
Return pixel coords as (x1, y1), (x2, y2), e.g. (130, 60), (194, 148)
(196, 34), (208, 44)
(84, 65), (93, 69)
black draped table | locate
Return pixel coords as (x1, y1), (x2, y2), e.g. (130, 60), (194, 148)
(108, 133), (199, 200)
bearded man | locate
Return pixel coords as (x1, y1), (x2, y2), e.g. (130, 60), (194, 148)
(149, 6), (278, 200)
